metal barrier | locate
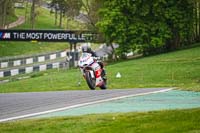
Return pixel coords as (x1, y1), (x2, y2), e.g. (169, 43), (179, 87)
(0, 51), (79, 78)
(0, 50), (68, 69)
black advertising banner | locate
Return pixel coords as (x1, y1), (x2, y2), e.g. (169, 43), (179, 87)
(0, 30), (96, 42)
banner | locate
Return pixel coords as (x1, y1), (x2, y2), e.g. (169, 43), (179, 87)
(0, 30), (96, 42)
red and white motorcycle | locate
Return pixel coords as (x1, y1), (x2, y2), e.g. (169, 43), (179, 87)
(78, 53), (107, 90)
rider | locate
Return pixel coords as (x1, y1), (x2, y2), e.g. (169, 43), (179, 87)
(81, 44), (106, 80)
(81, 44), (97, 57)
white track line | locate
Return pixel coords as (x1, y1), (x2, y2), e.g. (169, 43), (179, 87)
(0, 88), (173, 122)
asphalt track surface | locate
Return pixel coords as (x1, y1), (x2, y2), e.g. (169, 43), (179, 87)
(0, 88), (171, 122)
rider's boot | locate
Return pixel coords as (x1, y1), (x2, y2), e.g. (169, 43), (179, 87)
(101, 69), (107, 81)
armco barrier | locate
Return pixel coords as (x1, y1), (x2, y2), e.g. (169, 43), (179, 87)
(0, 50), (68, 69)
(0, 61), (68, 78)
(0, 51), (79, 78)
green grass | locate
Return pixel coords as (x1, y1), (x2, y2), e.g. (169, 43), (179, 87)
(0, 108), (199, 133)
(0, 45), (200, 93)
(6, 14), (18, 25)
(107, 45), (200, 91)
(0, 41), (68, 57)
(0, 41), (70, 57)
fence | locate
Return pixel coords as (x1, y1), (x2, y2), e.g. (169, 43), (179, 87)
(0, 50), (79, 78)
(0, 50), (67, 69)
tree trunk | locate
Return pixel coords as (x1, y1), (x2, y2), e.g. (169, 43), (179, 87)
(0, 0), (15, 28)
(2, 0), (7, 28)
(198, 1), (200, 41)
(55, 9), (58, 26)
(110, 43), (117, 61)
(31, 0), (36, 29)
(195, 1), (198, 41)
(0, 0), (4, 28)
(59, 10), (62, 28)
(25, 1), (29, 23)
(8, 0), (15, 16)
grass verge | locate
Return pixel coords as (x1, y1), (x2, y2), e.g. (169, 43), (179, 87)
(0, 108), (199, 133)
(0, 41), (68, 57)
(0, 45), (199, 93)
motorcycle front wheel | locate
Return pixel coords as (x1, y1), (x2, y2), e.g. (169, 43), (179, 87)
(85, 71), (96, 90)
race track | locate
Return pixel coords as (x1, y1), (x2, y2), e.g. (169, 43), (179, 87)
(0, 88), (171, 122)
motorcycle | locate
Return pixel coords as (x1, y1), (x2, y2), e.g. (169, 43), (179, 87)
(78, 52), (107, 90)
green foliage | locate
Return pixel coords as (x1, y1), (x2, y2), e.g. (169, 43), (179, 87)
(50, 0), (83, 28)
(0, 0), (16, 27)
(97, 0), (195, 58)
(81, 0), (104, 30)
(15, 5), (61, 29)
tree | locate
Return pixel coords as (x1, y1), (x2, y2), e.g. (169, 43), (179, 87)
(50, 0), (82, 28)
(97, 0), (195, 59)
(81, 0), (104, 30)
(30, 0), (41, 29)
(64, 0), (82, 29)
(50, 0), (60, 26)
(0, 0), (14, 29)
(193, 0), (200, 42)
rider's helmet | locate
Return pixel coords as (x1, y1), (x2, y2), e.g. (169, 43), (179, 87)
(82, 44), (92, 53)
